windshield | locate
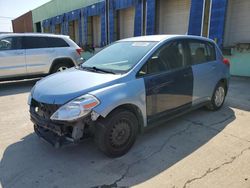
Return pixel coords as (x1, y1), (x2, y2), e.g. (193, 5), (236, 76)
(81, 41), (157, 74)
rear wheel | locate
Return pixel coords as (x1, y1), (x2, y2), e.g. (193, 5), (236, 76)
(206, 82), (226, 111)
(51, 62), (73, 74)
(95, 109), (138, 158)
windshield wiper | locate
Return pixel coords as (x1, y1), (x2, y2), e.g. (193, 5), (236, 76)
(81, 66), (116, 74)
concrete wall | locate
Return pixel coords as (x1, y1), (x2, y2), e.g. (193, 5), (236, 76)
(12, 11), (33, 33)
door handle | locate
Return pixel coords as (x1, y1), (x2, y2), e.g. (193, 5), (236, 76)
(211, 65), (216, 69)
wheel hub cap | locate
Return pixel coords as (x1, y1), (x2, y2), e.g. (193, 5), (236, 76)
(214, 86), (225, 107)
(110, 120), (131, 148)
(57, 66), (68, 72)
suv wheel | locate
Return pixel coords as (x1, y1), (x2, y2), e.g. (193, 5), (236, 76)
(51, 63), (73, 73)
(95, 109), (138, 158)
(206, 82), (226, 111)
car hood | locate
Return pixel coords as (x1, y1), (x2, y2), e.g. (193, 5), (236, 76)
(32, 68), (123, 104)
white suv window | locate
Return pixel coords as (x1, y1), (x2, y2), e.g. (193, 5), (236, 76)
(24, 37), (48, 49)
(0, 37), (22, 50)
(47, 37), (69, 48)
(23, 36), (69, 49)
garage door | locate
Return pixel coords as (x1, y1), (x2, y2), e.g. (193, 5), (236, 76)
(55, 25), (61, 34)
(43, 27), (50, 33)
(224, 0), (250, 47)
(74, 20), (79, 44)
(119, 7), (135, 39)
(156, 0), (191, 34)
(69, 21), (75, 41)
(93, 15), (101, 47)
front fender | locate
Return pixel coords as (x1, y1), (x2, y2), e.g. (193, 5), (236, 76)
(89, 78), (147, 127)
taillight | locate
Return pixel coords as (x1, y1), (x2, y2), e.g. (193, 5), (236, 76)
(223, 58), (230, 67)
(76, 48), (83, 55)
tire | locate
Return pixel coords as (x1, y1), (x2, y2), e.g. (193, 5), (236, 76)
(95, 109), (139, 158)
(51, 62), (73, 74)
(206, 82), (226, 111)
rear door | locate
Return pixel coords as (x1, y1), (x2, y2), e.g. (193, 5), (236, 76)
(0, 36), (26, 78)
(138, 39), (193, 123)
(24, 36), (54, 74)
(187, 40), (218, 104)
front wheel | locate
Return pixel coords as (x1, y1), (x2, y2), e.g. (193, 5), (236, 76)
(95, 109), (138, 158)
(206, 82), (226, 111)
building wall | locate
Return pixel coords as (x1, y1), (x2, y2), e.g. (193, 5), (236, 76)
(223, 0), (250, 77)
(12, 11), (33, 33)
(28, 0), (250, 77)
(224, 0), (250, 47)
(32, 0), (102, 32)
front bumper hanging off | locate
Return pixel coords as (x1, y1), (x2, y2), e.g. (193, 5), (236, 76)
(30, 99), (91, 148)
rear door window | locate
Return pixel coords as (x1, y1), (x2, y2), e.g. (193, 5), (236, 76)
(24, 37), (49, 49)
(0, 37), (23, 50)
(188, 40), (216, 65)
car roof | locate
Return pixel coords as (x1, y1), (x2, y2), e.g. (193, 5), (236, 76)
(0, 33), (69, 38)
(119, 34), (215, 44)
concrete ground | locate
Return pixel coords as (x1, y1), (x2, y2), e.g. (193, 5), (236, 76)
(0, 77), (250, 188)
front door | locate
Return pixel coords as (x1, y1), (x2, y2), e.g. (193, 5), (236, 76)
(139, 40), (193, 123)
(0, 36), (26, 79)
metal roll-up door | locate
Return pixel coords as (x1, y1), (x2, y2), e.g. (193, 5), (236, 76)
(93, 15), (101, 47)
(119, 7), (135, 39)
(69, 21), (75, 41)
(224, 0), (250, 47)
(156, 0), (191, 34)
(74, 20), (79, 44)
(44, 27), (50, 33)
(55, 25), (61, 34)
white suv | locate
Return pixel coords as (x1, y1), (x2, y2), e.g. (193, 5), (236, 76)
(0, 33), (83, 80)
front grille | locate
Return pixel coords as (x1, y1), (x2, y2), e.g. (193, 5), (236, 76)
(31, 99), (60, 120)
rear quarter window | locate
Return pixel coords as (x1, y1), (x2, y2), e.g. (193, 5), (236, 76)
(188, 40), (216, 65)
(46, 37), (69, 48)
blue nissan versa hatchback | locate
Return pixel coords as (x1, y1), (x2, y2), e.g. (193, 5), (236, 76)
(28, 35), (230, 157)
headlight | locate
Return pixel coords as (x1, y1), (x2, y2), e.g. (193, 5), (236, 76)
(28, 86), (35, 105)
(50, 94), (100, 121)
(28, 93), (32, 105)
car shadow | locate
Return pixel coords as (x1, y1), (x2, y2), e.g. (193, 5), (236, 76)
(0, 79), (39, 97)
(0, 106), (235, 188)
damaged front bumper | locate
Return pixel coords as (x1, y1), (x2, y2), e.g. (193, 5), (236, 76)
(30, 99), (94, 148)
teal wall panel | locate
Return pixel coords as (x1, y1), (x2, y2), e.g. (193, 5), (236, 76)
(225, 49), (250, 77)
